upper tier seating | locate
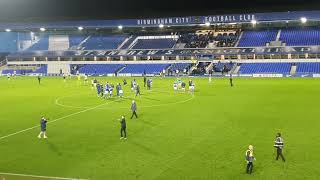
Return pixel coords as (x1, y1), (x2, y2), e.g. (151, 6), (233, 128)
(120, 64), (170, 74)
(26, 35), (49, 51)
(178, 34), (210, 48)
(238, 30), (278, 47)
(82, 35), (127, 50)
(69, 35), (86, 48)
(131, 39), (176, 49)
(280, 29), (320, 46)
(239, 63), (291, 74)
(296, 63), (320, 73)
(0, 32), (21, 52)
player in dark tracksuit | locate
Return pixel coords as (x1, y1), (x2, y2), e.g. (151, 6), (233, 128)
(143, 76), (147, 87)
(229, 74), (233, 87)
(38, 117), (48, 138)
(131, 100), (138, 119)
(136, 84), (141, 97)
(274, 133), (285, 162)
(119, 116), (127, 139)
(37, 76), (41, 85)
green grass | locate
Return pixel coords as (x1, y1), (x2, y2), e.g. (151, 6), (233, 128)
(0, 76), (320, 180)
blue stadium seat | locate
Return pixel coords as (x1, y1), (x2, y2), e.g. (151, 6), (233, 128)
(296, 63), (320, 74)
(132, 39), (176, 49)
(280, 28), (320, 46)
(170, 63), (191, 71)
(238, 30), (278, 47)
(26, 35), (49, 51)
(82, 35), (127, 50)
(120, 64), (170, 74)
(76, 64), (124, 75)
(239, 63), (291, 74)
(69, 35), (86, 48)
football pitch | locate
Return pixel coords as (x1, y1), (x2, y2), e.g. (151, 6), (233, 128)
(0, 76), (320, 180)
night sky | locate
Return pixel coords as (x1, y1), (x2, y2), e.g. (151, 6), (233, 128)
(0, 0), (319, 22)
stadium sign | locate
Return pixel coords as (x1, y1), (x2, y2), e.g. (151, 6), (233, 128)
(204, 14), (255, 23)
(1, 11), (320, 29)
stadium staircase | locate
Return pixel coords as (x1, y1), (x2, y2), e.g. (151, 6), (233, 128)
(206, 62), (214, 73)
(232, 64), (241, 74)
(47, 63), (70, 75)
(76, 36), (91, 50)
(235, 31), (243, 47)
(276, 30), (282, 41)
(290, 64), (297, 75)
(116, 66), (127, 74)
(49, 35), (69, 51)
(188, 63), (198, 75)
(174, 43), (186, 48)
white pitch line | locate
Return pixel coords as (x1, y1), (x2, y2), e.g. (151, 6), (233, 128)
(0, 172), (89, 180)
(0, 100), (112, 141)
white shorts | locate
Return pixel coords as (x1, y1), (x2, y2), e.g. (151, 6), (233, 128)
(119, 90), (123, 94)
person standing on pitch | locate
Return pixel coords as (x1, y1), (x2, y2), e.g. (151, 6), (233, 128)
(38, 117), (48, 138)
(229, 74), (233, 87)
(143, 75), (147, 87)
(136, 84), (141, 97)
(245, 145), (255, 174)
(119, 116), (127, 139)
(131, 100), (138, 119)
(274, 133), (285, 162)
(37, 75), (41, 85)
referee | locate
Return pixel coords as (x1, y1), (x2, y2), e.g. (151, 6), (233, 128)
(274, 133), (285, 162)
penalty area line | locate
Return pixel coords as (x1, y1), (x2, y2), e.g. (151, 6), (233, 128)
(0, 172), (89, 180)
(0, 101), (113, 141)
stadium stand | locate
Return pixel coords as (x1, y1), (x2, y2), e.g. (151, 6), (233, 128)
(213, 61), (235, 72)
(1, 65), (47, 75)
(120, 35), (137, 49)
(237, 30), (278, 47)
(69, 35), (86, 49)
(26, 35), (49, 51)
(178, 33), (210, 48)
(81, 35), (127, 50)
(296, 63), (320, 74)
(239, 63), (291, 74)
(75, 64), (124, 75)
(131, 39), (176, 49)
(33, 65), (48, 74)
(119, 64), (170, 74)
(280, 28), (320, 46)
(170, 63), (192, 72)
(0, 32), (21, 52)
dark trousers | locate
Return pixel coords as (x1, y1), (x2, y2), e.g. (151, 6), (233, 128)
(246, 162), (253, 174)
(131, 111), (138, 119)
(230, 79), (233, 87)
(276, 148), (285, 162)
(120, 127), (126, 138)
